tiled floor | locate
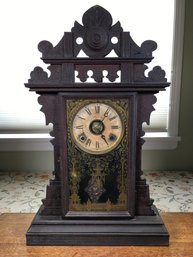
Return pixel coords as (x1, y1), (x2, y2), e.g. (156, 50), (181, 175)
(0, 171), (193, 213)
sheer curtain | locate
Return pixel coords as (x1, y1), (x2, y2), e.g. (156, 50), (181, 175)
(0, 0), (174, 134)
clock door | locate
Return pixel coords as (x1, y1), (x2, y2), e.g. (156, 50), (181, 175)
(59, 93), (137, 218)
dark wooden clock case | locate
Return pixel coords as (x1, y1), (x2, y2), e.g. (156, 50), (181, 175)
(25, 6), (169, 246)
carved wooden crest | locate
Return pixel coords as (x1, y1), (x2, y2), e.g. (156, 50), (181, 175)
(26, 5), (168, 87)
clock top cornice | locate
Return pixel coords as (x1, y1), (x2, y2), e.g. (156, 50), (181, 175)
(38, 5), (156, 60)
(25, 5), (169, 92)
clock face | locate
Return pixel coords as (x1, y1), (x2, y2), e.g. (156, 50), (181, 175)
(71, 102), (124, 154)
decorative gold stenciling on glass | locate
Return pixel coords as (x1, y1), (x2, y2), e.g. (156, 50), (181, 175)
(117, 157), (127, 205)
(69, 161), (81, 206)
(85, 160), (106, 202)
(67, 99), (129, 212)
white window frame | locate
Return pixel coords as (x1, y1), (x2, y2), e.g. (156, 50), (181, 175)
(144, 0), (184, 150)
(0, 0), (184, 151)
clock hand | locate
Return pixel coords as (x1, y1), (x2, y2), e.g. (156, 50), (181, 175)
(101, 116), (106, 122)
(101, 134), (109, 145)
(101, 110), (109, 122)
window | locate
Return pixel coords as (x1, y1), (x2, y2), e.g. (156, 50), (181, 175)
(0, 0), (184, 150)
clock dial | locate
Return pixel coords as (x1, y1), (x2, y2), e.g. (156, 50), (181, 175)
(71, 102), (124, 154)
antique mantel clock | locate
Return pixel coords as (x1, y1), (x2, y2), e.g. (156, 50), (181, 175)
(25, 6), (169, 245)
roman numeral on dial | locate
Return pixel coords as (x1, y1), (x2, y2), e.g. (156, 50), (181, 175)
(77, 115), (85, 120)
(96, 141), (99, 149)
(109, 115), (117, 121)
(75, 125), (83, 129)
(95, 104), (100, 113)
(111, 125), (119, 129)
(84, 107), (92, 115)
(85, 138), (91, 146)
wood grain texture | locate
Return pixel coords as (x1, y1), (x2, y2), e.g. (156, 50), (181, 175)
(0, 213), (193, 257)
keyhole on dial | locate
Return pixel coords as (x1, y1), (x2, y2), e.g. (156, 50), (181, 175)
(109, 133), (117, 141)
(78, 133), (87, 142)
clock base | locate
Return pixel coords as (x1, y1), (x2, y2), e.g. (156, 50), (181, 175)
(26, 206), (169, 246)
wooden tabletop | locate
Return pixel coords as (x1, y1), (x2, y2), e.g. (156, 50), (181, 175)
(0, 213), (193, 257)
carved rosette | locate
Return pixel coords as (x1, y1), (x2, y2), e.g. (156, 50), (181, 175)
(72, 5), (123, 57)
